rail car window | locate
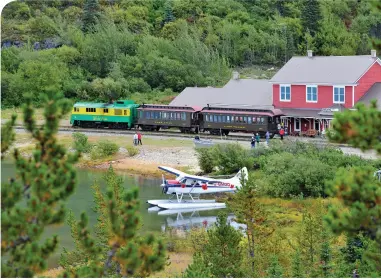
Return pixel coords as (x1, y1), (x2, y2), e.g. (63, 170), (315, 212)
(115, 109), (122, 115)
(268, 117), (272, 123)
(276, 117), (280, 124)
(222, 116), (226, 122)
(261, 117), (265, 123)
(181, 113), (186, 120)
(86, 108), (96, 112)
(104, 109), (109, 113)
(213, 115), (217, 122)
(243, 117), (247, 123)
(248, 117), (252, 124)
(252, 117), (256, 123)
(205, 115), (209, 122)
(139, 111), (143, 118)
(124, 110), (127, 115)
(226, 116), (230, 123)
(74, 107), (79, 112)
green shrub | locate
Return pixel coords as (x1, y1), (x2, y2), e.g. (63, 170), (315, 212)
(212, 143), (254, 174)
(90, 140), (119, 160)
(260, 153), (333, 198)
(126, 145), (139, 157)
(196, 148), (215, 173)
(72, 132), (92, 153)
(97, 140), (118, 156)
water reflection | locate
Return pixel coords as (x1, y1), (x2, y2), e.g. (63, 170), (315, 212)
(148, 207), (246, 233)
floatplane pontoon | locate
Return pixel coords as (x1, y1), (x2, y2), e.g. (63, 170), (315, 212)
(147, 166), (248, 210)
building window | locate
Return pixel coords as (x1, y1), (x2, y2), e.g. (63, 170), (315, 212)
(306, 86), (317, 102)
(294, 118), (301, 131)
(280, 85), (291, 101)
(333, 86), (345, 103)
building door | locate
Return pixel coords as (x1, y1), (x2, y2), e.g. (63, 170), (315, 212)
(314, 120), (320, 131)
(294, 118), (301, 131)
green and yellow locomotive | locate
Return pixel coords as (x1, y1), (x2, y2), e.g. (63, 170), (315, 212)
(70, 100), (139, 129)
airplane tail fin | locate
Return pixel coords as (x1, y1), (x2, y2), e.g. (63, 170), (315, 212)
(235, 167), (248, 182)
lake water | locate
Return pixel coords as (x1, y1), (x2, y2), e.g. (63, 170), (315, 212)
(1, 161), (226, 267)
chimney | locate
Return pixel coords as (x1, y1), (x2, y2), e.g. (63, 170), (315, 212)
(307, 50), (313, 58)
(232, 71), (240, 80)
(371, 49), (377, 58)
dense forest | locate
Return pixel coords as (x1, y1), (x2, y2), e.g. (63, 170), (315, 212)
(1, 0), (381, 107)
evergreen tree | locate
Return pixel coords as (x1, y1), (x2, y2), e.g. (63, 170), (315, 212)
(291, 249), (304, 278)
(226, 174), (274, 274)
(266, 255), (283, 278)
(60, 165), (166, 277)
(82, 0), (101, 33)
(1, 114), (16, 156)
(203, 212), (244, 278)
(327, 100), (381, 276)
(163, 0), (175, 25)
(1, 92), (80, 277)
(301, 0), (322, 37)
(183, 252), (211, 278)
(320, 228), (332, 277)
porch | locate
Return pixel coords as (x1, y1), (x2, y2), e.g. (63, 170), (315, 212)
(279, 108), (334, 137)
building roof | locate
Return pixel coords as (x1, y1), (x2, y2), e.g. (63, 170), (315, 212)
(318, 104), (346, 116)
(169, 79), (273, 110)
(270, 55), (380, 85)
(280, 108), (321, 118)
(357, 82), (381, 107)
(169, 87), (221, 108)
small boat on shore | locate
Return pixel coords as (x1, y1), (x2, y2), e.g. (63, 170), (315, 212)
(193, 136), (214, 148)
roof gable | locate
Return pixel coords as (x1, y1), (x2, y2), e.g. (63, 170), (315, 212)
(356, 82), (381, 108)
(270, 55), (380, 85)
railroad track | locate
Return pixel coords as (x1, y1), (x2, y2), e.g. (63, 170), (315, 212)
(14, 125), (350, 147)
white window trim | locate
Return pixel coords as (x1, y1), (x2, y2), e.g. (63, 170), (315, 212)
(333, 86), (345, 104)
(306, 85), (318, 103)
(294, 118), (301, 131)
(279, 84), (291, 102)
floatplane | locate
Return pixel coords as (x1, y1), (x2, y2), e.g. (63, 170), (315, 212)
(147, 166), (248, 210)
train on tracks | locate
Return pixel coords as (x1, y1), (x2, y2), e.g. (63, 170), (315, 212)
(70, 100), (283, 137)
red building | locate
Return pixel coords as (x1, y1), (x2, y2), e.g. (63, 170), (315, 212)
(270, 50), (381, 135)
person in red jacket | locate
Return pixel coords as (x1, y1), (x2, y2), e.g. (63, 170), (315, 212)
(137, 132), (142, 145)
(279, 128), (285, 140)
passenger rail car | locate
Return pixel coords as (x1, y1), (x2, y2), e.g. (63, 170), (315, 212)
(70, 100), (139, 129)
(137, 104), (201, 133)
(200, 107), (283, 137)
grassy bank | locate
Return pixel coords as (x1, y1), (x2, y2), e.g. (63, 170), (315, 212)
(6, 131), (195, 177)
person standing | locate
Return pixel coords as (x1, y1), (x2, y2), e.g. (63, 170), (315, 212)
(137, 132), (142, 145)
(265, 131), (270, 145)
(133, 132), (138, 146)
(255, 133), (260, 147)
(279, 128), (285, 140)
(251, 135), (256, 148)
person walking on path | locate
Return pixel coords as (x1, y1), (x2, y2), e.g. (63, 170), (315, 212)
(137, 132), (142, 145)
(251, 135), (256, 148)
(133, 132), (138, 146)
(279, 128), (285, 140)
(255, 133), (260, 147)
(265, 131), (270, 145)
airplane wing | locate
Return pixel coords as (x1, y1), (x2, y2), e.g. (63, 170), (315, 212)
(158, 166), (212, 183)
(158, 166), (186, 178)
